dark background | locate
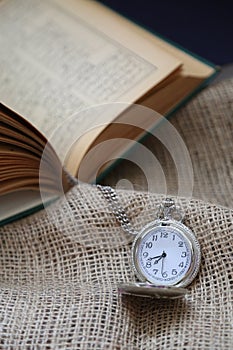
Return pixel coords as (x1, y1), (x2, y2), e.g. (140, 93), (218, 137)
(99, 0), (233, 66)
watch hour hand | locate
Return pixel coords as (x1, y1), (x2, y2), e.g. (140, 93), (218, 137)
(148, 252), (166, 264)
(154, 255), (163, 264)
(147, 254), (162, 261)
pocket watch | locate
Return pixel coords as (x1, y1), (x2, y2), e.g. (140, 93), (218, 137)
(131, 214), (201, 288)
(97, 186), (201, 298)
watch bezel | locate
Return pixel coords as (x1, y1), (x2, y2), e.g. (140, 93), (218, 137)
(132, 219), (201, 288)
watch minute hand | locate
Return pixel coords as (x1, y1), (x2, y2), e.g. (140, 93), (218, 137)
(161, 251), (167, 275)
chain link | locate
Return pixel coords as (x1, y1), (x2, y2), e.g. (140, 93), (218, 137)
(96, 185), (137, 235)
(97, 185), (183, 235)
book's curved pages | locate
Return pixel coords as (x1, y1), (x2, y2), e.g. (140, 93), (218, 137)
(0, 0), (218, 225)
(0, 103), (70, 195)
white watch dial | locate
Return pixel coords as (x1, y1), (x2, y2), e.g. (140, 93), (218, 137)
(132, 220), (201, 287)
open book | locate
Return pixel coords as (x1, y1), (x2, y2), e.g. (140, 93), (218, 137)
(0, 0), (217, 225)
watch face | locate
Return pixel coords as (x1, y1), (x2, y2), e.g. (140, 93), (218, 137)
(132, 220), (201, 287)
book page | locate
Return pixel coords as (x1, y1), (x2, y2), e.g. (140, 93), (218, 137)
(0, 0), (180, 161)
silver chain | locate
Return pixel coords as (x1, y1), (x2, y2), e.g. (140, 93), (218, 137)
(97, 185), (183, 235)
(96, 184), (137, 235)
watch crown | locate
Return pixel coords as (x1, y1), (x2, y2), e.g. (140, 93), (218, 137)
(157, 198), (183, 222)
(164, 198), (175, 207)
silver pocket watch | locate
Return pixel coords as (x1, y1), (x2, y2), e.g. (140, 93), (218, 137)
(98, 186), (201, 298)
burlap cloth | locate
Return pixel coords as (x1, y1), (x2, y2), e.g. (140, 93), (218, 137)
(0, 78), (232, 349)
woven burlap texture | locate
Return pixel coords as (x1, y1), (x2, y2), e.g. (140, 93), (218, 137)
(104, 77), (233, 208)
(0, 183), (232, 349)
